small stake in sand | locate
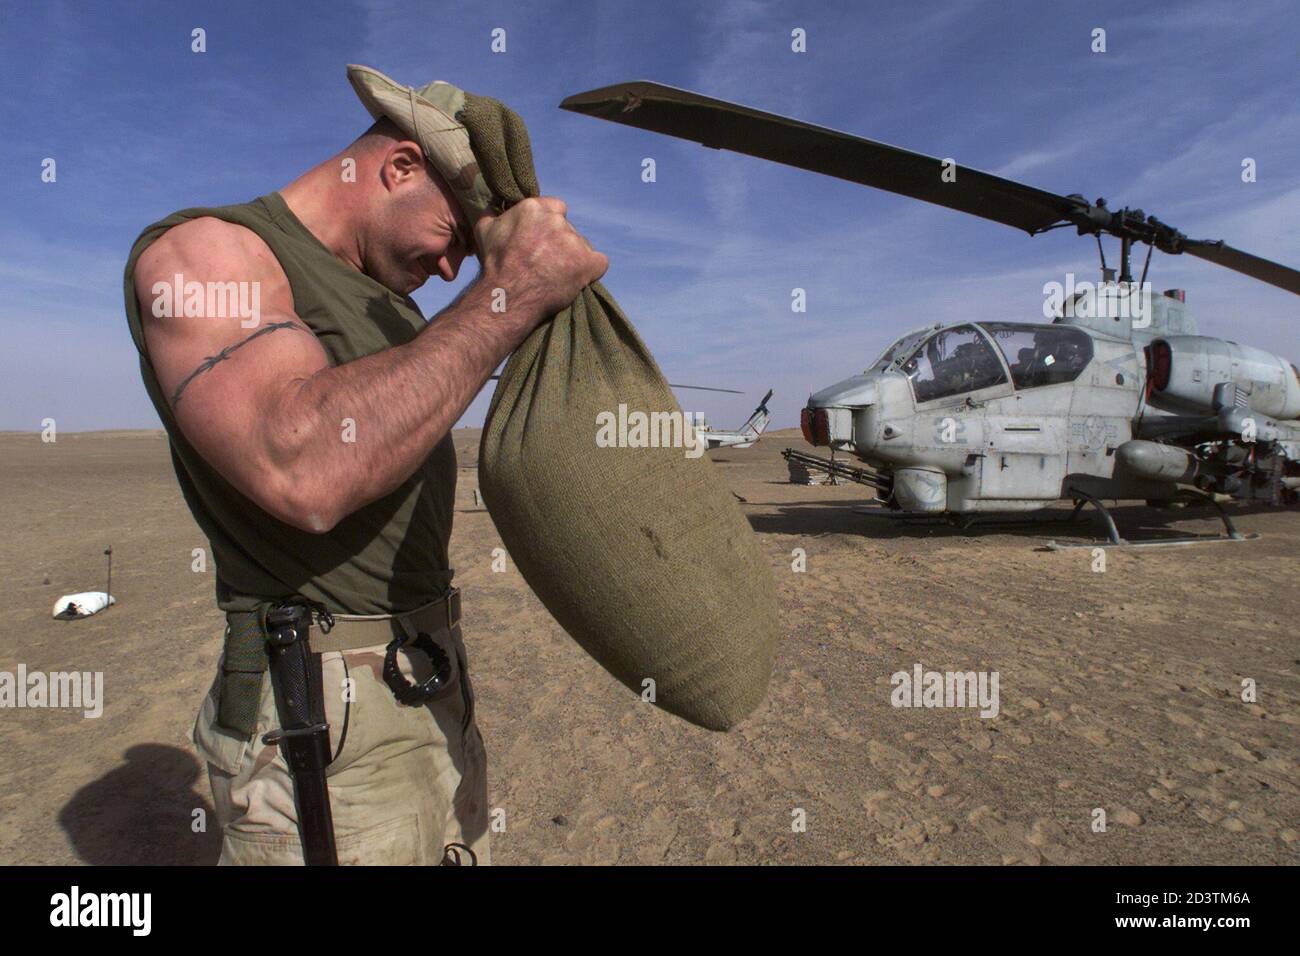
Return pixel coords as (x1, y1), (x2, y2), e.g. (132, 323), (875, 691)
(103, 546), (113, 610)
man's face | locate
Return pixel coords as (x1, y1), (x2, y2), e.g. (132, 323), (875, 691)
(369, 149), (474, 295)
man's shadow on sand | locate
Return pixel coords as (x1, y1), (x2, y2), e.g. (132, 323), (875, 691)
(60, 743), (222, 865)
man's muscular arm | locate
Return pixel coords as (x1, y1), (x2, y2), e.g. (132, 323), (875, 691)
(136, 198), (605, 533)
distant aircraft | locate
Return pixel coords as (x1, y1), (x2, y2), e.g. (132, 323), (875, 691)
(701, 389), (773, 450)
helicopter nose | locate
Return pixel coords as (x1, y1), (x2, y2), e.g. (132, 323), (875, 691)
(801, 406), (831, 446)
(808, 374), (879, 409)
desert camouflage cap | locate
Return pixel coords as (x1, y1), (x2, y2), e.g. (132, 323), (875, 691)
(346, 63), (497, 226)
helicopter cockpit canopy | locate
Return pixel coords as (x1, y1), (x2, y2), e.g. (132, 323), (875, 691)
(902, 324), (1007, 402)
(891, 322), (1096, 403)
(872, 326), (936, 372)
(978, 323), (1093, 389)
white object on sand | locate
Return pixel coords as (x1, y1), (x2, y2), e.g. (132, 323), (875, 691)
(52, 592), (116, 619)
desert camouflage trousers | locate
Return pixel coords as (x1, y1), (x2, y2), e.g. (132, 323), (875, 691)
(193, 621), (490, 865)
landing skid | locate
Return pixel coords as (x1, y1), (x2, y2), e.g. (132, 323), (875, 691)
(855, 506), (1091, 531)
(1043, 490), (1259, 550)
(854, 490), (1261, 549)
(854, 508), (948, 524)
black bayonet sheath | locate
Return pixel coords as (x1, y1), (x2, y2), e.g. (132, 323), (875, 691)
(263, 603), (338, 866)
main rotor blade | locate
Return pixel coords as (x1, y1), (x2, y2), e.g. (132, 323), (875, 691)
(563, 81), (1300, 297)
(668, 383), (744, 394)
(560, 80), (1081, 235)
(1181, 240), (1300, 296)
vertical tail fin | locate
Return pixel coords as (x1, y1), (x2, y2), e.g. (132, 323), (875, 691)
(739, 389), (774, 441)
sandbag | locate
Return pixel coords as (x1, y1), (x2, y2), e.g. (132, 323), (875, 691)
(463, 93), (779, 730)
(52, 591), (115, 619)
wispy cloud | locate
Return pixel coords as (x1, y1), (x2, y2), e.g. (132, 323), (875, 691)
(0, 0), (1296, 432)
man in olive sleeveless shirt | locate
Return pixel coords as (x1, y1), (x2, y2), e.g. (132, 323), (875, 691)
(122, 72), (607, 864)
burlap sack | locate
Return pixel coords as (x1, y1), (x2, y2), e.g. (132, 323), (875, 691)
(464, 94), (779, 730)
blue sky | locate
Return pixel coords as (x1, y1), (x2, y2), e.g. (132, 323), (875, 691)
(1, 0), (1297, 431)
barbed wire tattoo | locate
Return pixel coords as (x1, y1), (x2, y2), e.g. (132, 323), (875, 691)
(171, 321), (313, 407)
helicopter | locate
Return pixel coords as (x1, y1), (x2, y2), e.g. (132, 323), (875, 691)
(560, 82), (1300, 547)
(701, 388), (773, 449)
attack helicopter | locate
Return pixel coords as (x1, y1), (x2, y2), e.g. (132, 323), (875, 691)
(560, 82), (1300, 547)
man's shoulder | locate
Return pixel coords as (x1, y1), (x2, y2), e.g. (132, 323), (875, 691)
(139, 216), (269, 267)
(134, 215), (285, 293)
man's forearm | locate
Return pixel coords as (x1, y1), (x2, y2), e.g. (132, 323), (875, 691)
(269, 278), (537, 529)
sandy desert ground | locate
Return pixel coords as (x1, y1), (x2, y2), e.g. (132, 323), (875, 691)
(1, 427), (1297, 865)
